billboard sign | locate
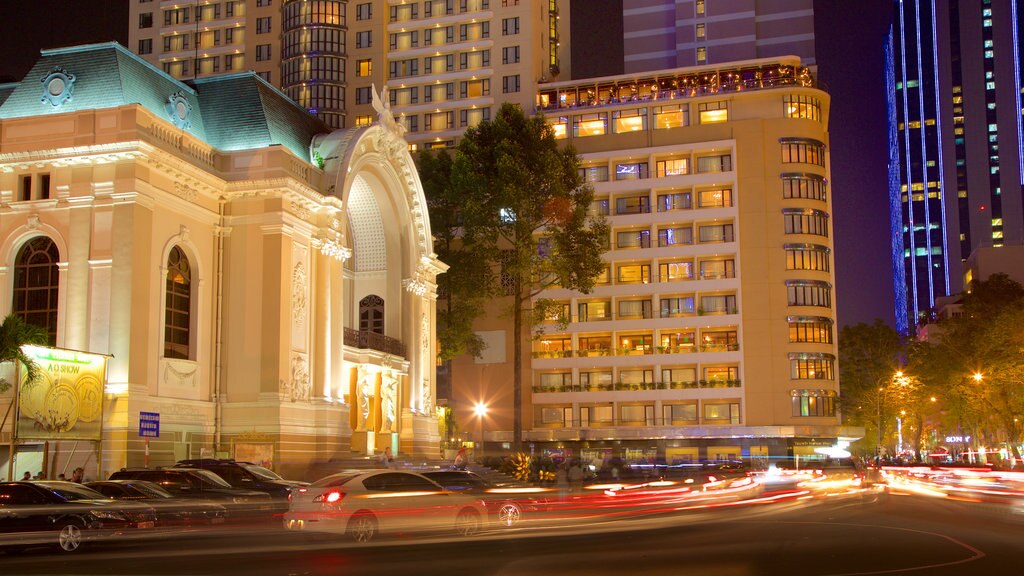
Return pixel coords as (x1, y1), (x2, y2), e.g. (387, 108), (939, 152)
(139, 412), (160, 438)
(16, 345), (108, 441)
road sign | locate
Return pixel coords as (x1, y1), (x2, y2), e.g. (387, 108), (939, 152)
(139, 412), (160, 438)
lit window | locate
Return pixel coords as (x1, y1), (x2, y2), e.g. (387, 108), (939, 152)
(698, 101), (727, 124)
(13, 236), (59, 345)
(164, 246), (192, 359)
(696, 47), (707, 63)
(696, 0), (705, 15)
(696, 23), (705, 38)
(354, 115), (372, 127)
(356, 59), (372, 76)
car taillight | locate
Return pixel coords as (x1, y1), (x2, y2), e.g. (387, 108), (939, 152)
(313, 490), (344, 504)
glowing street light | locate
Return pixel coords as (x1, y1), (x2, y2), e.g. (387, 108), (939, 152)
(973, 372), (984, 382)
(473, 402), (488, 460)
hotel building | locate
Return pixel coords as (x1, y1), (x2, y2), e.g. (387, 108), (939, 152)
(0, 43), (443, 481)
(451, 57), (863, 463)
(889, 0), (1024, 332)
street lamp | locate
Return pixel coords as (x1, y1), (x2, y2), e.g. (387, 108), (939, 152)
(473, 402), (488, 461)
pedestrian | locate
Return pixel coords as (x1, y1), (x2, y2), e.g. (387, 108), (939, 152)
(21, 471), (31, 481)
(34, 471), (45, 480)
(379, 446), (393, 468)
(71, 467), (84, 483)
(454, 446), (467, 470)
(57, 473), (66, 481)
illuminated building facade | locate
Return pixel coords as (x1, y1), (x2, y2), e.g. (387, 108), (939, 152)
(450, 57), (862, 464)
(888, 0), (1024, 332)
(0, 43), (444, 481)
(128, 0), (571, 147)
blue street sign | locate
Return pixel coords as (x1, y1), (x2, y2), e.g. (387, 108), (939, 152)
(139, 412), (160, 438)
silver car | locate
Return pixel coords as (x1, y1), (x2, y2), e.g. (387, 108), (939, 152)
(284, 470), (488, 543)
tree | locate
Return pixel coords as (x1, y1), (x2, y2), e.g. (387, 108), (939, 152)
(418, 149), (491, 361)
(0, 314), (49, 394)
(452, 103), (609, 450)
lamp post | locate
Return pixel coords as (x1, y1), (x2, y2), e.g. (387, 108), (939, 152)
(473, 402), (488, 462)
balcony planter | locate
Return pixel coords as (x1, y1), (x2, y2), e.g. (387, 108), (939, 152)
(698, 379), (709, 388)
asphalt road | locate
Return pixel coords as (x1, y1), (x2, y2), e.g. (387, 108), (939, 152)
(4, 491), (1023, 576)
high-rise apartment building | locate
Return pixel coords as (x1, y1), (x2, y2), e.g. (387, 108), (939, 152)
(129, 0), (570, 146)
(889, 0), (1024, 332)
(451, 57), (861, 463)
(570, 0), (817, 79)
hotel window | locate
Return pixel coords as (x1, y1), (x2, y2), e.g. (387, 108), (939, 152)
(461, 50), (491, 70)
(699, 259), (734, 279)
(696, 47), (707, 63)
(617, 264), (651, 284)
(791, 390), (836, 417)
(664, 402), (698, 423)
(461, 79), (489, 98)
(425, 83), (454, 103)
(696, 0), (705, 15)
(661, 297), (695, 317)
(138, 39), (152, 54)
(356, 59), (372, 77)
(661, 331), (695, 349)
(256, 0), (271, 6)
(356, 31), (371, 48)
(579, 165), (609, 182)
(654, 104), (688, 129)
(426, 26), (455, 45)
(257, 71), (271, 82)
(613, 108), (647, 133)
(658, 191), (692, 211)
(13, 237), (59, 345)
(139, 12), (153, 28)
(390, 30), (419, 50)
(502, 75), (521, 93)
(782, 174), (827, 201)
(580, 371), (613, 388)
(696, 23), (705, 38)
(502, 46), (520, 64)
(659, 260), (693, 281)
(588, 198), (610, 216)
(402, 115), (419, 133)
(697, 188), (732, 208)
(426, 0), (453, 16)
(548, 116), (569, 139)
(256, 16), (272, 34)
(698, 101), (727, 124)
(256, 44), (272, 61)
(783, 94), (822, 122)
(615, 162), (649, 180)
(616, 195), (650, 215)
(785, 244), (830, 271)
(425, 111), (455, 131)
(354, 115), (372, 127)
(538, 372), (571, 389)
(355, 87), (372, 104)
(573, 113), (608, 137)
(618, 300), (653, 319)
(578, 301), (611, 321)
(698, 224), (734, 243)
(425, 55), (455, 74)
(703, 402), (741, 424)
(503, 16), (520, 35)
(390, 2), (418, 21)
(389, 58), (419, 78)
(789, 354), (835, 380)
(356, 3), (372, 19)
(616, 230), (651, 249)
(656, 158), (689, 177)
(460, 22), (490, 41)
(781, 138), (825, 166)
(390, 87), (418, 106)
(700, 294), (735, 314)
(164, 246), (192, 359)
(788, 317), (833, 344)
(783, 208), (829, 237)
(658, 226), (693, 247)
(460, 108), (489, 128)
(165, 8), (190, 25)
(696, 154), (731, 173)
(786, 280), (832, 308)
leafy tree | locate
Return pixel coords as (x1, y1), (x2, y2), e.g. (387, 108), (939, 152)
(452, 103), (609, 449)
(418, 149), (490, 361)
(0, 314), (49, 394)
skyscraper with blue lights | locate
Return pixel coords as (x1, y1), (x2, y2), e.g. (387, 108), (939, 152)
(888, 0), (1024, 333)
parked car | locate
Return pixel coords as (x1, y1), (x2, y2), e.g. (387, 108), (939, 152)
(284, 470), (488, 543)
(0, 481), (156, 553)
(85, 480), (227, 527)
(420, 469), (548, 528)
(174, 459), (308, 501)
(107, 468), (273, 520)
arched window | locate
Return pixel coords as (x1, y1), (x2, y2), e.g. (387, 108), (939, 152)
(164, 246), (192, 359)
(12, 237), (59, 345)
(359, 295), (384, 334)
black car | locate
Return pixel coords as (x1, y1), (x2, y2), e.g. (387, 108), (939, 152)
(420, 470), (548, 528)
(85, 480), (227, 527)
(107, 468), (274, 519)
(174, 459), (308, 501)
(0, 481), (156, 553)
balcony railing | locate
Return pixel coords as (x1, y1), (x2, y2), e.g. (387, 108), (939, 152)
(344, 327), (407, 357)
(532, 343), (739, 358)
(531, 379), (742, 393)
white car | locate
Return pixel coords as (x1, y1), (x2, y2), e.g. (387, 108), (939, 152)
(284, 470), (488, 543)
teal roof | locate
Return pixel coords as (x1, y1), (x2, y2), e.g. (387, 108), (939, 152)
(0, 42), (328, 161)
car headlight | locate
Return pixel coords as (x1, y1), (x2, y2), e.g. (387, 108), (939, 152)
(91, 510), (128, 521)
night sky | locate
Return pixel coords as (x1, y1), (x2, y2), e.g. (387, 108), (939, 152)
(0, 0), (897, 329)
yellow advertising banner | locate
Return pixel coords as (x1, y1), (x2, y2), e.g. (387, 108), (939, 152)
(16, 345), (108, 441)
